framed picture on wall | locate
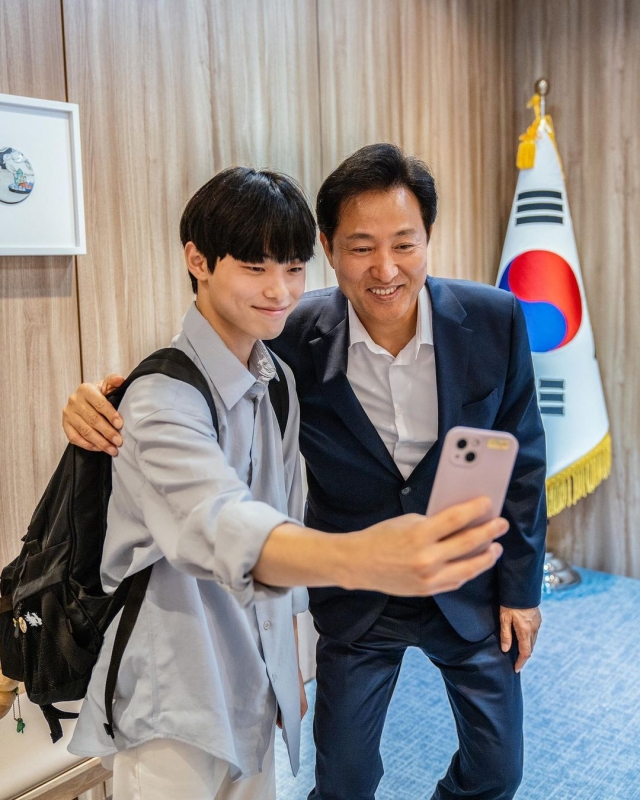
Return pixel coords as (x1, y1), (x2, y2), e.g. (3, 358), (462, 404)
(0, 93), (86, 255)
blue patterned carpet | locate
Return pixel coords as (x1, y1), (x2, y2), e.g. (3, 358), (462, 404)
(275, 569), (640, 799)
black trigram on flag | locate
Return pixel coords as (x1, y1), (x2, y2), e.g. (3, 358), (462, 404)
(538, 378), (565, 415)
(516, 190), (564, 226)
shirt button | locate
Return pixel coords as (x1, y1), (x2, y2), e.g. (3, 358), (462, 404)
(263, 620), (271, 630)
(271, 673), (277, 683)
(401, 486), (412, 496)
(253, 457), (258, 467)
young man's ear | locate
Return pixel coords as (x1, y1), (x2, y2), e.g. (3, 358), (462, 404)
(319, 232), (334, 269)
(185, 242), (210, 284)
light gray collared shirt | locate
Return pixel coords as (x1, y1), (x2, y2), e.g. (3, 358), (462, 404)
(69, 303), (307, 780)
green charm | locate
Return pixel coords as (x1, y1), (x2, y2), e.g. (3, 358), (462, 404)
(13, 688), (25, 734)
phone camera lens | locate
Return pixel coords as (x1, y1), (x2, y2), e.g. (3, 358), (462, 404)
(465, 452), (476, 462)
(457, 439), (467, 449)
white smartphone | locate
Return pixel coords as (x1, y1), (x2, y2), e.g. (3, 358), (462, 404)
(426, 426), (519, 528)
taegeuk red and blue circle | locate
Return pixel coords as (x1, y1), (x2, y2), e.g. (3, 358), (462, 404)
(499, 250), (582, 352)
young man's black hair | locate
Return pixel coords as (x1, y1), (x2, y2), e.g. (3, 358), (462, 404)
(180, 166), (317, 293)
(316, 143), (438, 247)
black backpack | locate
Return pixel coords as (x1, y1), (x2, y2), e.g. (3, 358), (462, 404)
(0, 347), (289, 742)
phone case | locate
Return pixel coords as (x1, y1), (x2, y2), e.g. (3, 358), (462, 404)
(426, 426), (519, 524)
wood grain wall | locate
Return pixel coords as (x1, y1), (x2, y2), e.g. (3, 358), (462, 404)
(2, 0), (640, 579)
(513, 0), (640, 578)
(317, 0), (515, 286)
(0, 0), (82, 568)
(62, 0), (323, 380)
(62, 0), (516, 379)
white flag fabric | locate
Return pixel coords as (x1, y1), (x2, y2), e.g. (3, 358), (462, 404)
(496, 99), (611, 517)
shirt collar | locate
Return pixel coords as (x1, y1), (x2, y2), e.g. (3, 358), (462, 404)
(415, 285), (434, 346)
(181, 302), (277, 410)
(347, 285), (434, 356)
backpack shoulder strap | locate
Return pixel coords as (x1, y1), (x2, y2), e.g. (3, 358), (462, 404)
(266, 349), (290, 440)
(110, 348), (219, 436)
(118, 346), (287, 440)
(103, 565), (152, 739)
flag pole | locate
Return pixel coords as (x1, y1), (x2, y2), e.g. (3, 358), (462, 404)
(533, 77), (582, 592)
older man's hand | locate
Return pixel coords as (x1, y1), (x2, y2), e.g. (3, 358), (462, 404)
(499, 606), (542, 673)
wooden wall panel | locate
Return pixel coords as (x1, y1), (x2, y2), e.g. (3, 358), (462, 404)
(513, 0), (640, 579)
(203, 0), (324, 288)
(63, 0), (323, 380)
(0, 0), (82, 568)
(317, 0), (515, 286)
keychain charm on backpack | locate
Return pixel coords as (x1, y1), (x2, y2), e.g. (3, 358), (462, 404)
(13, 688), (25, 734)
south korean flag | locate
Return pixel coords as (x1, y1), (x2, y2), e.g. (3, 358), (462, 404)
(496, 96), (611, 517)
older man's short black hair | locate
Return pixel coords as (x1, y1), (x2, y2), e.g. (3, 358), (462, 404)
(180, 167), (316, 293)
(316, 143), (437, 247)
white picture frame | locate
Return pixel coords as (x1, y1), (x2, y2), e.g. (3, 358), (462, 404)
(0, 93), (86, 255)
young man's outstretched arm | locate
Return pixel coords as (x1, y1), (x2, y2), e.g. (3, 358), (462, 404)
(63, 379), (507, 598)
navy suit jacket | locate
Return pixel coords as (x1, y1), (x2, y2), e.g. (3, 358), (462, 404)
(271, 277), (547, 643)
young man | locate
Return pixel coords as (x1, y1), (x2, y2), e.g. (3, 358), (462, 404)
(65, 164), (507, 800)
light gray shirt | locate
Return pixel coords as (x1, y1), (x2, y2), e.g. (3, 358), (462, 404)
(69, 303), (307, 780)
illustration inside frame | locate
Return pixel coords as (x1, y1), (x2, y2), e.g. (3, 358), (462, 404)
(0, 147), (35, 204)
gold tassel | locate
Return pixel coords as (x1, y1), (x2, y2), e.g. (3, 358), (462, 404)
(545, 432), (612, 518)
(516, 140), (537, 170)
(516, 93), (565, 176)
(516, 93), (542, 170)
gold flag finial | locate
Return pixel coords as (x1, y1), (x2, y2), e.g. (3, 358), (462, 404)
(534, 77), (549, 96)
(516, 78), (555, 170)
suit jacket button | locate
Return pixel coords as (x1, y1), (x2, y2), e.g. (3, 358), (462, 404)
(401, 486), (412, 495)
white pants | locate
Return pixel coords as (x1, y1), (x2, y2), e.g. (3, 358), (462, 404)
(110, 736), (276, 800)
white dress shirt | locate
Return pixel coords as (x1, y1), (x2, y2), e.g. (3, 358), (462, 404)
(69, 303), (307, 780)
(347, 286), (438, 480)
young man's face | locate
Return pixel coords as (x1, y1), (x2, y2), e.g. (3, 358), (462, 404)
(321, 186), (430, 331)
(191, 250), (306, 357)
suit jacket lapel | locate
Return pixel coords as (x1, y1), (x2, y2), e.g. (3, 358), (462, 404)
(309, 280), (473, 481)
(428, 277), (473, 439)
(309, 290), (402, 478)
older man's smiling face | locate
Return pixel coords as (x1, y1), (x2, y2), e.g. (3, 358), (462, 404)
(321, 186), (430, 344)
